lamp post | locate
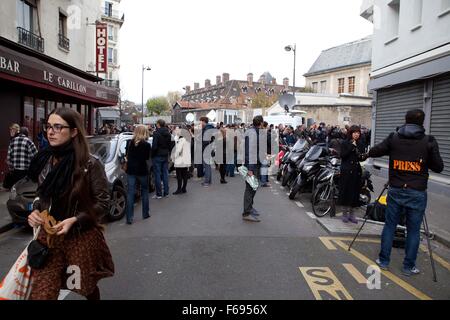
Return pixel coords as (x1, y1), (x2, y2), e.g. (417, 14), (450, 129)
(141, 65), (151, 124)
(284, 44), (296, 92)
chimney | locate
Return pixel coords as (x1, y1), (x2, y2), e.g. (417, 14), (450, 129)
(194, 82), (200, 90)
(247, 73), (253, 87)
(283, 77), (289, 89)
(260, 74), (266, 85)
(271, 77), (277, 85)
(222, 73), (230, 83)
(216, 75), (221, 85)
(205, 79), (211, 88)
(185, 85), (191, 93)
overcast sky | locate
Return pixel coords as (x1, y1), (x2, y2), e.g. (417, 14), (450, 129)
(118, 0), (373, 104)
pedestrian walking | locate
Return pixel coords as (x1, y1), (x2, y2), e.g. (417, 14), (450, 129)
(200, 117), (215, 187)
(216, 127), (228, 184)
(26, 108), (114, 300)
(260, 121), (271, 187)
(125, 125), (151, 224)
(3, 123), (38, 190)
(152, 119), (172, 198)
(338, 125), (365, 224)
(242, 115), (264, 222)
(171, 127), (191, 194)
(365, 109), (444, 276)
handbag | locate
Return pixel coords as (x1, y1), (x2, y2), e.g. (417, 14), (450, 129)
(27, 226), (49, 270)
(0, 247), (33, 300)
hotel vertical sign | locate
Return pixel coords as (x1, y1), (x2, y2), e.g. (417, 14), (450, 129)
(96, 23), (108, 73)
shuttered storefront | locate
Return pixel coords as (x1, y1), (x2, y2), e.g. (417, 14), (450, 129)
(374, 82), (424, 164)
(430, 74), (450, 177)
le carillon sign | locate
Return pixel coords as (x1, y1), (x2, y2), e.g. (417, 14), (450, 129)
(0, 44), (118, 105)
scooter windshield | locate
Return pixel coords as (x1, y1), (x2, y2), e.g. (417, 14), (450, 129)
(305, 145), (323, 161)
(291, 139), (307, 152)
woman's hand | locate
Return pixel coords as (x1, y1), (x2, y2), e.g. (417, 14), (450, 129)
(28, 210), (44, 228)
(53, 217), (78, 236)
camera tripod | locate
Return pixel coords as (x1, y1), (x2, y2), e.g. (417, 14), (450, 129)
(348, 183), (437, 282)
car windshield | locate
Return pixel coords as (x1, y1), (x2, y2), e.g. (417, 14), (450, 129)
(305, 145), (323, 161)
(291, 139), (307, 152)
(89, 140), (118, 164)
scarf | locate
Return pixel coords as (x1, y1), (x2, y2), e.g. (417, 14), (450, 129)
(28, 141), (76, 201)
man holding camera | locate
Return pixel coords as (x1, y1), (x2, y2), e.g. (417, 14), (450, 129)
(364, 109), (444, 276)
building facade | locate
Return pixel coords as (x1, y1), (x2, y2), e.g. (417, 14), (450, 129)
(100, 0), (124, 89)
(0, 0), (119, 182)
(176, 72), (304, 124)
(304, 37), (372, 97)
(267, 93), (372, 128)
(361, 0), (450, 191)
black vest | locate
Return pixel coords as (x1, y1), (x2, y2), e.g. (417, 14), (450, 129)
(388, 133), (429, 191)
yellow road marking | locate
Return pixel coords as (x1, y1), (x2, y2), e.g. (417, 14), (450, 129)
(319, 237), (337, 250)
(342, 264), (367, 284)
(333, 239), (432, 300)
(419, 244), (450, 273)
(299, 267), (353, 300)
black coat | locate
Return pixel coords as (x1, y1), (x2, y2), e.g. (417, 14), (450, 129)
(338, 139), (362, 207)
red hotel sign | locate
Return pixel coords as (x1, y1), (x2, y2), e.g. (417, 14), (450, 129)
(96, 24), (108, 73)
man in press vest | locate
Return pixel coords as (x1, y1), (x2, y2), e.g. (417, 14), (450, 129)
(365, 109), (444, 276)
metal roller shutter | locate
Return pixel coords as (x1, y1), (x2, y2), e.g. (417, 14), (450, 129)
(374, 82), (424, 164)
(430, 74), (450, 177)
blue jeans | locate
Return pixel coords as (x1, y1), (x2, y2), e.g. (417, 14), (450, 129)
(379, 187), (427, 269)
(153, 156), (169, 196)
(203, 162), (212, 184)
(260, 160), (269, 184)
(226, 164), (235, 177)
(126, 174), (150, 223)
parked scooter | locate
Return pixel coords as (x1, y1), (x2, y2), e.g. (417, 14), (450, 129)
(280, 139), (310, 188)
(288, 144), (329, 199)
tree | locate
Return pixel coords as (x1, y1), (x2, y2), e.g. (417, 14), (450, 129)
(251, 92), (278, 109)
(146, 96), (170, 116)
(167, 91), (182, 108)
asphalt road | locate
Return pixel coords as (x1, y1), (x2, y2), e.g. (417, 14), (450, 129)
(0, 169), (449, 300)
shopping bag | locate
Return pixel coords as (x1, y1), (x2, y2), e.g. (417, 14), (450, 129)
(0, 227), (40, 300)
(0, 248), (33, 300)
(238, 166), (259, 191)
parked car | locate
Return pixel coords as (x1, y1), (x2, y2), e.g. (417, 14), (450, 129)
(7, 132), (156, 224)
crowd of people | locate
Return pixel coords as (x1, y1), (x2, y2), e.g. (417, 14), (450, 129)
(1, 107), (444, 299)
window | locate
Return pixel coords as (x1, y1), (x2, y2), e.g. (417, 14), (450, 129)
(108, 25), (114, 41)
(105, 2), (113, 16)
(320, 81), (327, 93)
(48, 101), (56, 114)
(114, 49), (118, 64)
(59, 12), (67, 36)
(348, 77), (355, 94)
(312, 82), (318, 93)
(412, 0), (423, 28)
(17, 0), (35, 32)
(386, 0), (400, 42)
(338, 78), (345, 94)
(36, 99), (45, 145)
(23, 96), (34, 139)
(108, 47), (113, 63)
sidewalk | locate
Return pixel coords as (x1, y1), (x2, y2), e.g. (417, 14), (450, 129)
(316, 172), (450, 247)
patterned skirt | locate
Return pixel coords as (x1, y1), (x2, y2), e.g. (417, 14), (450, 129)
(29, 227), (115, 300)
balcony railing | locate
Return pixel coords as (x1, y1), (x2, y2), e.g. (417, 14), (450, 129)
(102, 8), (125, 21)
(101, 79), (120, 89)
(58, 33), (70, 51)
(17, 27), (44, 53)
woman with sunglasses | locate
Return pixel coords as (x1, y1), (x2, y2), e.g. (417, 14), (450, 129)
(27, 108), (114, 300)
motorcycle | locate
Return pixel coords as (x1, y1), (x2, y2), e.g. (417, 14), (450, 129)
(311, 159), (374, 218)
(280, 139), (310, 188)
(288, 144), (328, 200)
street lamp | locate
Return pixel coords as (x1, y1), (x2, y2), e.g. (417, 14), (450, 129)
(141, 65), (151, 124)
(284, 44), (296, 92)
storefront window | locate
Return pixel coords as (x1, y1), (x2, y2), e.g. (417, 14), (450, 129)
(64, 103), (71, 108)
(71, 104), (78, 111)
(80, 104), (87, 128)
(23, 96), (34, 139)
(36, 99), (46, 149)
(57, 102), (63, 108)
(48, 101), (56, 114)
